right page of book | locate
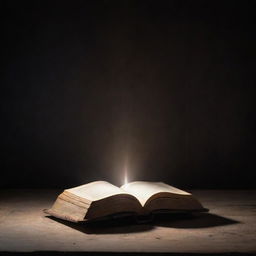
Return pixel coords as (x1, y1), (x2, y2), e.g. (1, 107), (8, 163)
(121, 181), (190, 206)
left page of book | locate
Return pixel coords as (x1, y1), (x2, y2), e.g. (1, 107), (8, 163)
(66, 181), (129, 201)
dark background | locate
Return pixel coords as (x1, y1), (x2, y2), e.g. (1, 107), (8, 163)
(1, 0), (255, 189)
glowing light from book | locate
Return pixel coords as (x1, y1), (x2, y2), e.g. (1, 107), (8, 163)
(124, 165), (128, 185)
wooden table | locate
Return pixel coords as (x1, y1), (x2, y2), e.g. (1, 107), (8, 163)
(0, 189), (256, 255)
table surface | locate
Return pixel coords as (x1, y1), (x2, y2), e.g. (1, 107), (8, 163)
(0, 189), (256, 255)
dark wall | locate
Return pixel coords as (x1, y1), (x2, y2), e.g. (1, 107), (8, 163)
(1, 0), (256, 188)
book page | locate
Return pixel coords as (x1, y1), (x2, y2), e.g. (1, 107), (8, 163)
(66, 181), (128, 201)
(121, 181), (191, 206)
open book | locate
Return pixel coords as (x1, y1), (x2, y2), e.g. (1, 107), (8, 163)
(45, 181), (207, 222)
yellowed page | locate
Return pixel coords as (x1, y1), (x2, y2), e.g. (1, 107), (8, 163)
(66, 181), (128, 201)
(121, 181), (191, 206)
